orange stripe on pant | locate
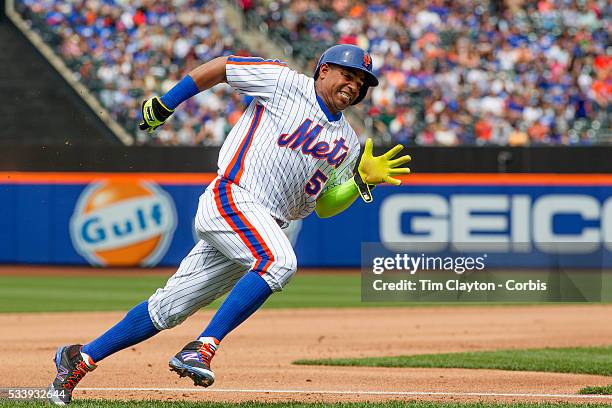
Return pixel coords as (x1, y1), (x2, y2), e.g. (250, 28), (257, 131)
(212, 178), (274, 276)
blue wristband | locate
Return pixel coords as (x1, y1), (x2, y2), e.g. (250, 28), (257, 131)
(160, 75), (200, 110)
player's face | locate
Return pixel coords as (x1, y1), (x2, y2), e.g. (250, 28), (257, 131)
(317, 64), (365, 113)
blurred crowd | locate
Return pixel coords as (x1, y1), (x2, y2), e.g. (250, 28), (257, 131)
(18, 0), (612, 146)
(18, 0), (251, 145)
(243, 0), (611, 145)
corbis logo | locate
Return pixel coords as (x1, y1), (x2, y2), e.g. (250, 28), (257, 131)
(70, 180), (177, 266)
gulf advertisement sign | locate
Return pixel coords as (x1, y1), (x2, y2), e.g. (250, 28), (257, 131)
(70, 180), (177, 266)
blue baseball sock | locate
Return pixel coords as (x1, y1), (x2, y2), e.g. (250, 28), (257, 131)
(160, 75), (200, 110)
(201, 271), (273, 341)
(82, 301), (160, 363)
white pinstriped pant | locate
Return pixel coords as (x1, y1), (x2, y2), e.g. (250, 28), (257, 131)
(148, 177), (297, 330)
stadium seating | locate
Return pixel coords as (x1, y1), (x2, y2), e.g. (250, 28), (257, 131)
(16, 0), (251, 146)
(0, 14), (118, 145)
(16, 0), (611, 146)
(242, 0), (611, 145)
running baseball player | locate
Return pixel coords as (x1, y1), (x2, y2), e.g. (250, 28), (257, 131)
(48, 44), (410, 405)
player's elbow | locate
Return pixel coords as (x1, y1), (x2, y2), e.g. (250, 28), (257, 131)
(213, 56), (229, 84)
(315, 204), (335, 219)
(190, 56), (229, 89)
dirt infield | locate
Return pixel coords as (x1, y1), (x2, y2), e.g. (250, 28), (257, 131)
(3, 304), (612, 404)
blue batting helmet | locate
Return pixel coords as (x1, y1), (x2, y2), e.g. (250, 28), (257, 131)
(313, 44), (379, 105)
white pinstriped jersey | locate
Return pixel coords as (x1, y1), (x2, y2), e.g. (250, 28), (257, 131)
(218, 56), (360, 223)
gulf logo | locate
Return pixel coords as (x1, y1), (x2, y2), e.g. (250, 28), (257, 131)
(70, 180), (177, 266)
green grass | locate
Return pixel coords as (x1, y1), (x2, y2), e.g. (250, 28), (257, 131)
(579, 385), (612, 395)
(294, 346), (612, 377)
(0, 273), (607, 313)
(0, 274), (402, 312)
(0, 401), (608, 408)
(0, 275), (168, 313)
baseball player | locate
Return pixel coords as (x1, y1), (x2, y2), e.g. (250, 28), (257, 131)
(48, 44), (410, 405)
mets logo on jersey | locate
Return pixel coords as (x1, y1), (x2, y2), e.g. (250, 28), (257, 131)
(70, 180), (177, 267)
(277, 119), (349, 168)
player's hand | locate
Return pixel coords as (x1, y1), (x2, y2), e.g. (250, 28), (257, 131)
(358, 138), (411, 185)
(139, 96), (174, 133)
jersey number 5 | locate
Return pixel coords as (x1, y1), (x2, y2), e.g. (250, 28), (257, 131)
(305, 170), (328, 196)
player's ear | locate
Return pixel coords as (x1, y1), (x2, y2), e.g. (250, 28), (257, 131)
(318, 63), (330, 79)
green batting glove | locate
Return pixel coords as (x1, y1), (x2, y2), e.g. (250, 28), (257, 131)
(139, 96), (174, 133)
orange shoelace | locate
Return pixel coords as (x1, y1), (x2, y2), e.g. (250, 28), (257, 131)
(197, 343), (216, 365)
(63, 361), (90, 390)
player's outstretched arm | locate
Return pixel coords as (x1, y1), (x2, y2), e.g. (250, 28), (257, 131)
(316, 138), (411, 218)
(315, 179), (360, 218)
(139, 56), (230, 133)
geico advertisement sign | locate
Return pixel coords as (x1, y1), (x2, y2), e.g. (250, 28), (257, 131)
(380, 194), (612, 253)
(70, 180), (177, 266)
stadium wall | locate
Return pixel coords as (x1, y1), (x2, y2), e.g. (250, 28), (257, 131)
(2, 145), (612, 173)
(1, 172), (611, 268)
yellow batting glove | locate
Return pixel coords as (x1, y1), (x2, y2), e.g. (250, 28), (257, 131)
(358, 138), (411, 186)
(139, 96), (174, 133)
